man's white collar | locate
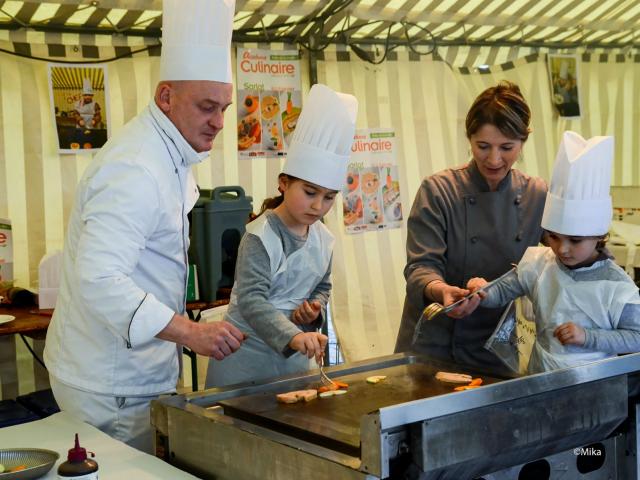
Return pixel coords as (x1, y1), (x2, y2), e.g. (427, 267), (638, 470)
(149, 100), (209, 166)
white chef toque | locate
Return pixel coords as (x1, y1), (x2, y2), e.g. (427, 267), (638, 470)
(160, 0), (235, 83)
(541, 131), (613, 236)
(282, 84), (358, 191)
(82, 78), (93, 95)
(559, 60), (569, 80)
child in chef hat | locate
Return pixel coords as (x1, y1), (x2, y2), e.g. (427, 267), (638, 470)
(206, 84), (358, 388)
(468, 131), (640, 374)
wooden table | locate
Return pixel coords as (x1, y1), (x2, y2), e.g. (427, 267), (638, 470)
(0, 305), (52, 399)
(0, 305), (52, 338)
(0, 300), (230, 397)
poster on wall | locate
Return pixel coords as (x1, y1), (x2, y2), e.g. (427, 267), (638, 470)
(547, 54), (581, 118)
(48, 64), (110, 154)
(343, 129), (403, 234)
(0, 218), (12, 286)
(236, 48), (301, 159)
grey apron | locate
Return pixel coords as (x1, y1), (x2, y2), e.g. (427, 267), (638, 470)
(206, 214), (333, 387)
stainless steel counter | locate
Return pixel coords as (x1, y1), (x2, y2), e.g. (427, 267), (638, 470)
(151, 353), (640, 479)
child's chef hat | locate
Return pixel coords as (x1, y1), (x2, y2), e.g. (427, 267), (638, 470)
(160, 0), (234, 83)
(282, 84), (358, 190)
(82, 78), (93, 95)
(541, 131), (613, 236)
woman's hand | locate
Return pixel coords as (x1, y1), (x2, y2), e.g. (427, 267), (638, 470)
(289, 332), (328, 363)
(442, 284), (481, 319)
(291, 300), (322, 325)
(554, 322), (586, 346)
(424, 280), (483, 319)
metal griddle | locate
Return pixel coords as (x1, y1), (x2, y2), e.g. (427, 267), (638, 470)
(152, 353), (640, 479)
(218, 363), (500, 456)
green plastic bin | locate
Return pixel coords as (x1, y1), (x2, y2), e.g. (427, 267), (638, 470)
(189, 186), (253, 301)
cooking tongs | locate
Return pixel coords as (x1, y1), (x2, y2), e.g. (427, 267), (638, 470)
(422, 265), (517, 321)
(318, 356), (334, 386)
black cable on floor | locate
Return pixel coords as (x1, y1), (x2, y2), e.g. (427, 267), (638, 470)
(19, 333), (47, 370)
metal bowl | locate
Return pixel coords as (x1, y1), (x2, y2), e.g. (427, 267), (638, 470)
(0, 449), (59, 480)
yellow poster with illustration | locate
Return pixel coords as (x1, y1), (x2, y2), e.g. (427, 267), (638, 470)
(48, 63), (110, 154)
(236, 48), (301, 159)
(343, 129), (403, 234)
(547, 54), (581, 118)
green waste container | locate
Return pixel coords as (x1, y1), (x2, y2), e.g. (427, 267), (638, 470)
(189, 186), (253, 301)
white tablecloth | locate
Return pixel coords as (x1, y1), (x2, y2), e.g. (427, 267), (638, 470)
(0, 412), (198, 479)
(610, 221), (640, 280)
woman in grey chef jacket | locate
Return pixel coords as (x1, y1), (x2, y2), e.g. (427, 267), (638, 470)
(394, 81), (547, 375)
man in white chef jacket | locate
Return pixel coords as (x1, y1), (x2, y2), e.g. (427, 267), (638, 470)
(44, 0), (244, 453)
(73, 78), (102, 131)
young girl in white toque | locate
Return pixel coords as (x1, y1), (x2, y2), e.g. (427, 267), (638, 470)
(206, 84), (358, 387)
(469, 131), (640, 373)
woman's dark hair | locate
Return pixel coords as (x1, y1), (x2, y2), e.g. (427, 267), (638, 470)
(465, 81), (531, 141)
(257, 174), (299, 217)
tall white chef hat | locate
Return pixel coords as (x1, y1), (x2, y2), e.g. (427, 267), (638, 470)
(541, 131), (613, 236)
(559, 60), (569, 80)
(160, 0), (235, 83)
(282, 84), (358, 191)
(82, 78), (93, 95)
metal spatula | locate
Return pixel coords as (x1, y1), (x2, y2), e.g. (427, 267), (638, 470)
(422, 266), (517, 321)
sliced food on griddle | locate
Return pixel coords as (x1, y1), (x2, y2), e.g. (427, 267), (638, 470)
(319, 389), (348, 398)
(276, 389), (318, 404)
(318, 383), (339, 394)
(435, 371), (473, 384)
(366, 375), (387, 384)
(454, 385), (481, 391)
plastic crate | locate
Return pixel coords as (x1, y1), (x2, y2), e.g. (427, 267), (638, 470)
(189, 186), (253, 301)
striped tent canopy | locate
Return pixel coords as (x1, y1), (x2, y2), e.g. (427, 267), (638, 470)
(49, 64), (104, 89)
(0, 0), (638, 50)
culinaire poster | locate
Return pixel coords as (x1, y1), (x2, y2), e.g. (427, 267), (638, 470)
(343, 129), (403, 234)
(236, 48), (301, 159)
(48, 64), (110, 154)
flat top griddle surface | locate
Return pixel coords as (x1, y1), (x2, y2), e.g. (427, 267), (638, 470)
(218, 363), (500, 455)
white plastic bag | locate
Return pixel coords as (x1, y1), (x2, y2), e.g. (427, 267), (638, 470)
(484, 298), (536, 375)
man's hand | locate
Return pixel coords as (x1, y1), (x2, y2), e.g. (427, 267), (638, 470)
(554, 322), (586, 346)
(190, 321), (245, 360)
(291, 300), (322, 325)
(157, 314), (245, 360)
(288, 332), (328, 363)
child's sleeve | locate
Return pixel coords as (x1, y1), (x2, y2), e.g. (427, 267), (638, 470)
(583, 303), (640, 353)
(482, 246), (548, 308)
(303, 254), (333, 331)
(481, 269), (526, 308)
(233, 233), (303, 355)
